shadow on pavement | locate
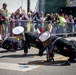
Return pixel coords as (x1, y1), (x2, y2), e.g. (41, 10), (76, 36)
(19, 60), (76, 66)
(0, 53), (44, 58)
(0, 49), (23, 53)
(0, 50), (9, 53)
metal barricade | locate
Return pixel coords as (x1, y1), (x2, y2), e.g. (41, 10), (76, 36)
(8, 20), (76, 37)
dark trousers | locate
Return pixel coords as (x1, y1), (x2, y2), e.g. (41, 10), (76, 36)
(24, 42), (30, 53)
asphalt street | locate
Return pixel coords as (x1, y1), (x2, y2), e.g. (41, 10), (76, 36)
(0, 37), (76, 75)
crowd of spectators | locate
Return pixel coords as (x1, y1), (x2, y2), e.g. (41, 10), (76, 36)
(0, 3), (76, 39)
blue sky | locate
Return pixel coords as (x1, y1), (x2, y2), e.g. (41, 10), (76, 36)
(0, 0), (38, 13)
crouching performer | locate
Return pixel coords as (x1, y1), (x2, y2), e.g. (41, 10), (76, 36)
(12, 26), (44, 55)
(39, 31), (76, 63)
(24, 32), (44, 55)
(0, 36), (24, 51)
(1, 37), (24, 51)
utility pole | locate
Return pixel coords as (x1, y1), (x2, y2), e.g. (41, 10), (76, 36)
(27, 0), (30, 13)
(21, 0), (23, 8)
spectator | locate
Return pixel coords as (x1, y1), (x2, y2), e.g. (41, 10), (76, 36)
(0, 9), (5, 38)
(64, 15), (70, 33)
(8, 13), (15, 37)
(74, 18), (76, 32)
(59, 13), (66, 33)
(68, 15), (74, 33)
(14, 8), (22, 26)
(44, 14), (52, 32)
(2, 3), (9, 37)
(45, 14), (52, 21)
(20, 9), (29, 30)
(21, 9), (28, 20)
(28, 12), (32, 21)
(27, 12), (33, 32)
(32, 12), (42, 34)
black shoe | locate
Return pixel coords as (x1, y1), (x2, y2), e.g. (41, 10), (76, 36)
(68, 57), (75, 62)
(11, 50), (16, 52)
(60, 61), (71, 66)
(47, 53), (54, 63)
(68, 58), (75, 62)
(23, 53), (27, 56)
(46, 57), (54, 63)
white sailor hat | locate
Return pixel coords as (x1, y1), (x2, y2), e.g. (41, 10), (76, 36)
(12, 26), (24, 35)
(39, 31), (51, 42)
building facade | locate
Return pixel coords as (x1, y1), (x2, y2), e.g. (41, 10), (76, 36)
(38, 0), (66, 14)
(38, 0), (76, 17)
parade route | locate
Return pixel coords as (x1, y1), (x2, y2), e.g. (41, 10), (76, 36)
(0, 46), (76, 75)
(0, 62), (40, 72)
(0, 54), (69, 72)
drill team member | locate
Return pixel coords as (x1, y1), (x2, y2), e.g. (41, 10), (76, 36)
(2, 37), (24, 51)
(12, 26), (44, 55)
(24, 32), (44, 55)
(39, 31), (76, 62)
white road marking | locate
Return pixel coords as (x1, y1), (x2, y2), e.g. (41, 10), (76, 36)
(0, 62), (40, 72)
